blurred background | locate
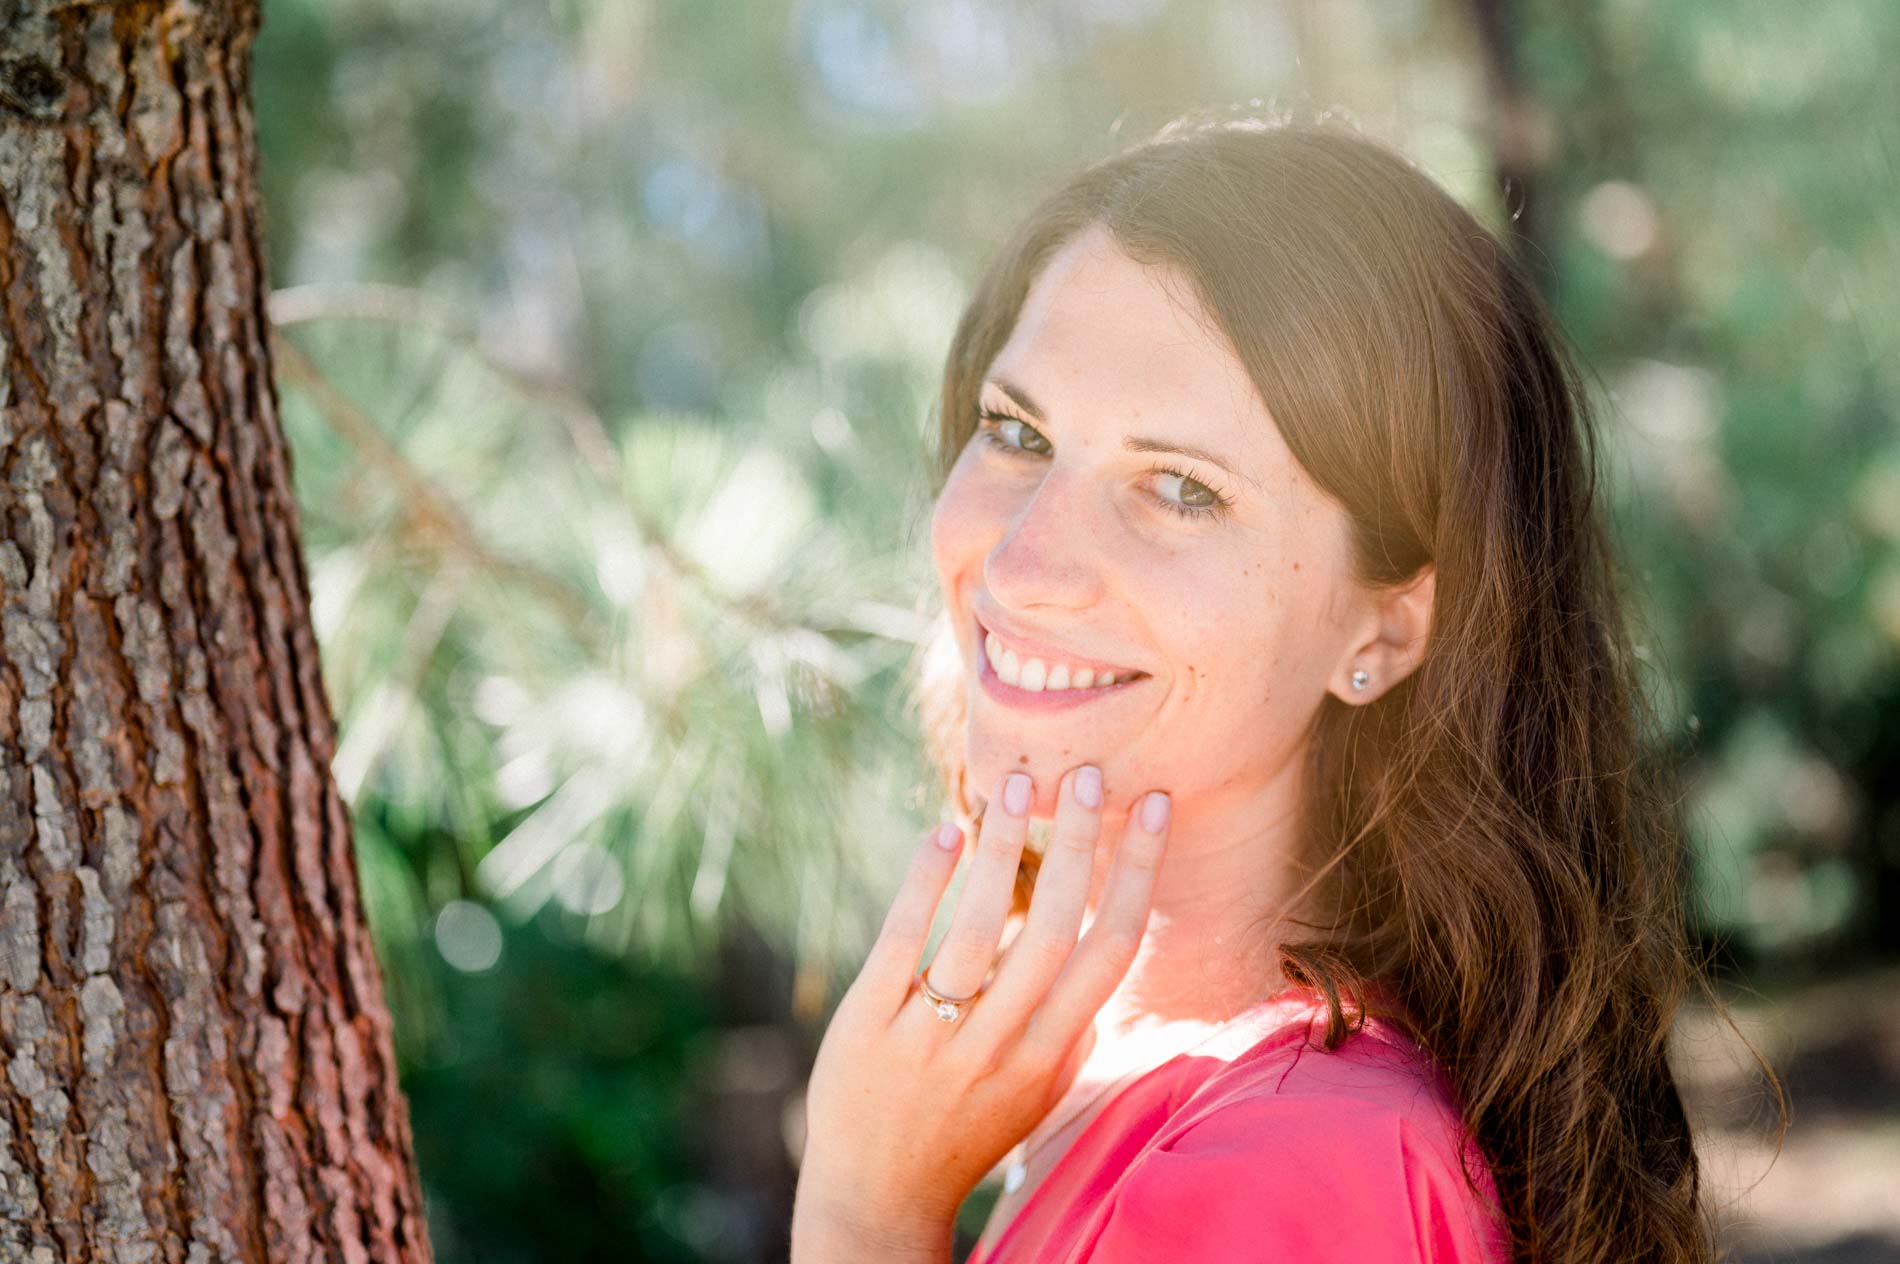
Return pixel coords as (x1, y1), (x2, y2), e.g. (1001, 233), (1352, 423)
(250, 0), (1899, 1260)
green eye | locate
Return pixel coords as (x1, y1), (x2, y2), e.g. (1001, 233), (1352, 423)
(972, 406), (1233, 522)
(977, 410), (1052, 456)
(1152, 467), (1224, 518)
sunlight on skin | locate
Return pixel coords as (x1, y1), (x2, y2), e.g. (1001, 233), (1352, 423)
(928, 222), (1433, 1043)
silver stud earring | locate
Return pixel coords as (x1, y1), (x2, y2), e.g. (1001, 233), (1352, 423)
(1349, 668), (1370, 692)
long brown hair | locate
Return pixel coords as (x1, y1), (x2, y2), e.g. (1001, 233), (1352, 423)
(910, 111), (1770, 1262)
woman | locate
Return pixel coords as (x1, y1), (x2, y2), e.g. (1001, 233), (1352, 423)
(791, 113), (1722, 1263)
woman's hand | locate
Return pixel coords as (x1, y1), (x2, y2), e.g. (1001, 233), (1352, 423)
(790, 764), (1173, 1262)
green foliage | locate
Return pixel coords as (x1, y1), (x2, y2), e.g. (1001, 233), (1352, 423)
(1525, 0), (1900, 965)
(401, 909), (719, 1263)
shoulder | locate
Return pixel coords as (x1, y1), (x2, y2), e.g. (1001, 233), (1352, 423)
(1079, 1007), (1512, 1263)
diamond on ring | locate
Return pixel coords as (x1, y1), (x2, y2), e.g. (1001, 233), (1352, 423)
(918, 969), (978, 1023)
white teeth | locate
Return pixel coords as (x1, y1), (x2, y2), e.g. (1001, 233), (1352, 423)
(982, 627), (1129, 691)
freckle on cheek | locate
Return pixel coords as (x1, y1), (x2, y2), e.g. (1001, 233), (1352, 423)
(1017, 753), (1030, 765)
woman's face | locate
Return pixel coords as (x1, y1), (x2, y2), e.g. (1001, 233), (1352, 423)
(930, 223), (1366, 821)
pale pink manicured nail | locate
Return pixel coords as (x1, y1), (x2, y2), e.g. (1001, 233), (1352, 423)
(1075, 766), (1102, 809)
(1141, 791), (1170, 833)
(1003, 773), (1031, 817)
(935, 823), (962, 850)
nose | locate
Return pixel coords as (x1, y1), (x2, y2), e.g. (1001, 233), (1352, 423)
(982, 464), (1105, 613)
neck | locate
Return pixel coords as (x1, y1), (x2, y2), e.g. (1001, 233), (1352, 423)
(1080, 753), (1311, 1046)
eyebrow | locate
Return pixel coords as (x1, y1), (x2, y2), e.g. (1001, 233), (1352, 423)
(983, 376), (1260, 490)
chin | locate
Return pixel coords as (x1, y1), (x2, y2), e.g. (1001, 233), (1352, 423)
(962, 733), (1124, 816)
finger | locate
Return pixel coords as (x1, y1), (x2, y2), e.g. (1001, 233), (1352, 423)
(1022, 790), (1171, 1059)
(917, 771), (1032, 1002)
(854, 822), (965, 1020)
(964, 764), (1104, 1042)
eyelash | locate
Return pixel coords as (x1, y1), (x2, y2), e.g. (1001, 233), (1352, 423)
(973, 408), (1235, 521)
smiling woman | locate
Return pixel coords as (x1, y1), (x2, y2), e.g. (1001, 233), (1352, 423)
(789, 111), (1730, 1264)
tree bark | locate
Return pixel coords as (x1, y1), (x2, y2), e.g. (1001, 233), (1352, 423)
(0, 1), (432, 1260)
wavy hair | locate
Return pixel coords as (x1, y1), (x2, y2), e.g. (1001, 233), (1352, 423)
(909, 112), (1775, 1262)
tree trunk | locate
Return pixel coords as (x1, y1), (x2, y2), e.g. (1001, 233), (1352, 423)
(0, 2), (432, 1260)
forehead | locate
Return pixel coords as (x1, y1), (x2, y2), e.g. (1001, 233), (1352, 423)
(987, 225), (1277, 477)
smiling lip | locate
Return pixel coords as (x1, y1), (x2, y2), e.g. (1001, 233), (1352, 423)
(973, 614), (1148, 712)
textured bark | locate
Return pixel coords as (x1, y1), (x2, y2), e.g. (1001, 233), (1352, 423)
(0, 1), (432, 1260)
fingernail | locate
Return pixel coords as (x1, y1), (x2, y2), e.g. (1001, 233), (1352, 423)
(935, 823), (962, 850)
(1141, 791), (1170, 833)
(1003, 773), (1031, 817)
(1075, 765), (1102, 809)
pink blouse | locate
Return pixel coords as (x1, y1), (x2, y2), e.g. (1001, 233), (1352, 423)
(967, 985), (1513, 1264)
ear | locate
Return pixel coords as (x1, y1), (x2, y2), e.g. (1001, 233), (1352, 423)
(1331, 563), (1434, 705)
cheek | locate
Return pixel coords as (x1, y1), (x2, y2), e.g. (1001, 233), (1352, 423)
(1165, 556), (1305, 707)
(930, 455), (1019, 579)
(929, 462), (983, 580)
(1180, 603), (1274, 705)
